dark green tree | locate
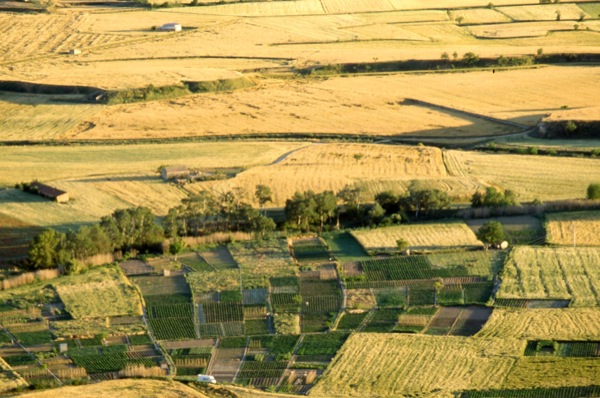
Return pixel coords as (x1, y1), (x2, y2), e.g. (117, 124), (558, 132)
(587, 183), (600, 199)
(28, 229), (68, 268)
(476, 221), (505, 249)
(314, 191), (338, 232)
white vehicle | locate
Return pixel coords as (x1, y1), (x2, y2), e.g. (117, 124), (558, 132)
(197, 374), (217, 384)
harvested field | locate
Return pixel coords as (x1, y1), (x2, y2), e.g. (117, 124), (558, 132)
(351, 222), (483, 252)
(346, 289), (376, 310)
(53, 266), (142, 319)
(0, 142), (305, 185)
(546, 211), (600, 246)
(189, 143), (448, 206)
(312, 333), (523, 396)
(497, 246), (600, 306)
(470, 21), (581, 38)
(444, 150), (600, 201)
(449, 9), (512, 24)
(186, 270), (241, 296)
(477, 308), (600, 340)
(498, 4), (588, 21)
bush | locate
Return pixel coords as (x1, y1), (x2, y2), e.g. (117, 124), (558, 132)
(587, 183), (600, 200)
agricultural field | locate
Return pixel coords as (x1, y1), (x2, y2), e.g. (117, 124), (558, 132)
(497, 246), (600, 306)
(312, 333), (523, 396)
(53, 266), (142, 319)
(477, 308), (600, 340)
(546, 211), (600, 246)
(444, 150), (600, 202)
(228, 238), (297, 287)
(351, 222), (483, 252)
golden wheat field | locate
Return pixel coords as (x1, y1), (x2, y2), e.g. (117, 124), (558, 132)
(312, 333), (522, 397)
(53, 266), (143, 319)
(546, 211), (600, 246)
(497, 246), (600, 306)
(476, 308), (600, 340)
(351, 222), (483, 252)
(504, 358), (600, 389)
(444, 150), (600, 201)
(185, 143), (453, 206)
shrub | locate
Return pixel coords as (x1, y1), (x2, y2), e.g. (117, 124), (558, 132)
(587, 183), (600, 200)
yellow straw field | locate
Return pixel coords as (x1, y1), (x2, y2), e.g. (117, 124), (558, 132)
(497, 246), (600, 306)
(0, 357), (28, 393)
(504, 357), (600, 389)
(444, 150), (600, 201)
(498, 4), (589, 21)
(311, 333), (522, 397)
(545, 211), (600, 246)
(476, 308), (600, 340)
(351, 222), (483, 252)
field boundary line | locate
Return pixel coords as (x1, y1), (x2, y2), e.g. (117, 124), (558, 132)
(0, 324), (62, 386)
(232, 336), (250, 383)
(205, 338), (220, 375)
(356, 308), (376, 332)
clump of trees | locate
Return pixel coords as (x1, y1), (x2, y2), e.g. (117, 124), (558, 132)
(28, 207), (164, 272)
(471, 187), (518, 208)
(476, 221), (506, 249)
(163, 186), (276, 239)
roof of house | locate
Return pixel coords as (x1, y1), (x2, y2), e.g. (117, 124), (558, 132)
(30, 182), (68, 198)
(162, 165), (188, 172)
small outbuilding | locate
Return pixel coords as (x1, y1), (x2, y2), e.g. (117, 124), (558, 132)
(158, 23), (182, 32)
(161, 165), (189, 181)
(30, 182), (69, 203)
(69, 49), (81, 55)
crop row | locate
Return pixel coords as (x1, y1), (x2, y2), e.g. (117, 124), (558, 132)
(303, 296), (342, 315)
(241, 361), (289, 370)
(199, 303), (243, 323)
(361, 256), (469, 281)
(362, 309), (403, 333)
(249, 335), (299, 357)
(297, 332), (349, 355)
(70, 352), (156, 373)
(148, 317), (196, 340)
(148, 303), (194, 319)
(237, 369), (285, 379)
(199, 321), (244, 337)
(337, 312), (368, 330)
(243, 289), (268, 305)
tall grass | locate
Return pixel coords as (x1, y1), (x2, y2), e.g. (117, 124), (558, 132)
(1, 269), (60, 291)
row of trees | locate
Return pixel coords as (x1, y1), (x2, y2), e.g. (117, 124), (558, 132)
(29, 207), (164, 271)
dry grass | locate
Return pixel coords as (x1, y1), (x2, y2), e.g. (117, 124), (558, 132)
(497, 246), (600, 306)
(53, 266), (142, 319)
(351, 222), (483, 252)
(187, 143), (448, 206)
(346, 289), (376, 309)
(476, 308), (600, 340)
(1, 269), (59, 291)
(546, 211), (600, 246)
(312, 333), (522, 397)
(186, 269), (241, 295)
(17, 379), (210, 398)
(444, 150), (600, 202)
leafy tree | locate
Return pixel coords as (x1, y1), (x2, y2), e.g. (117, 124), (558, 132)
(565, 120), (577, 136)
(285, 191), (318, 232)
(471, 187), (518, 208)
(476, 221), (505, 249)
(66, 225), (112, 261)
(403, 181), (451, 218)
(462, 52), (480, 66)
(314, 191), (337, 232)
(255, 184), (273, 215)
(396, 238), (409, 253)
(337, 184), (363, 212)
(253, 215), (276, 239)
(100, 207), (164, 253)
(368, 203), (386, 225)
(28, 229), (68, 269)
(169, 237), (186, 260)
(375, 191), (400, 214)
(587, 183), (600, 199)
(440, 52), (450, 62)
